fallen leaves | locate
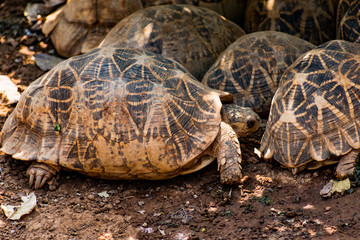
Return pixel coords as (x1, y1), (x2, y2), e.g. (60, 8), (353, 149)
(320, 178), (351, 197)
(1, 192), (37, 220)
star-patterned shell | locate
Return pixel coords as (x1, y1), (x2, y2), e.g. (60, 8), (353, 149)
(337, 0), (360, 43)
(42, 0), (145, 57)
(202, 31), (315, 116)
(0, 48), (225, 180)
(100, 4), (245, 80)
(260, 40), (360, 168)
(244, 0), (338, 45)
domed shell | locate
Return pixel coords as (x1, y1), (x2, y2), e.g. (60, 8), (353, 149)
(100, 4), (246, 80)
(260, 40), (360, 168)
(337, 0), (360, 43)
(42, 0), (144, 57)
(0, 48), (224, 180)
(244, 0), (338, 45)
(202, 31), (315, 116)
(336, 0), (357, 30)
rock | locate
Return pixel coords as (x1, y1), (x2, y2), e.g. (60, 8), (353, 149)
(34, 53), (64, 71)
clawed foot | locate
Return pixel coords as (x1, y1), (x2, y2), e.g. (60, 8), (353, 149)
(219, 159), (243, 185)
(26, 163), (59, 189)
(335, 150), (359, 180)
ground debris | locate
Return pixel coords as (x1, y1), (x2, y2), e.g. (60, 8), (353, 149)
(1, 192), (37, 220)
(320, 178), (351, 198)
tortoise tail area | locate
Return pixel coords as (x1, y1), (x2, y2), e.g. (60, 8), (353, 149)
(0, 80), (61, 164)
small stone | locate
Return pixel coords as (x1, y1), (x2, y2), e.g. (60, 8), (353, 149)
(39, 41), (48, 49)
(285, 209), (296, 218)
(21, 35), (37, 46)
(325, 207), (331, 211)
(181, 219), (188, 224)
(88, 194), (95, 201)
(34, 53), (64, 71)
(142, 222), (148, 227)
(104, 204), (112, 210)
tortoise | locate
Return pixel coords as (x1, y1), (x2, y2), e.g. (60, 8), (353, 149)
(243, 0), (339, 45)
(0, 47), (261, 189)
(99, 4), (245, 80)
(42, 0), (144, 58)
(189, 0), (248, 26)
(42, 0), (246, 58)
(260, 40), (360, 179)
(337, 0), (360, 43)
(202, 31), (315, 117)
(336, 0), (357, 30)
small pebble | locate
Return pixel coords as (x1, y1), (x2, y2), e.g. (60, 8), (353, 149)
(88, 194), (95, 201)
(104, 204), (112, 210)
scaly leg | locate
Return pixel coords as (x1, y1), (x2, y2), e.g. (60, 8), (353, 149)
(335, 149), (360, 180)
(214, 122), (242, 185)
(26, 162), (60, 189)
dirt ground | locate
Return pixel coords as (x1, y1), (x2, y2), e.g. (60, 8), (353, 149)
(1, 1), (360, 239)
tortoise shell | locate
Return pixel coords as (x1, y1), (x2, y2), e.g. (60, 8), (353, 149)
(337, 0), (360, 43)
(336, 0), (357, 30)
(202, 31), (315, 116)
(42, 0), (144, 57)
(42, 0), (246, 58)
(260, 40), (360, 169)
(0, 48), (226, 180)
(243, 0), (338, 45)
(100, 4), (245, 80)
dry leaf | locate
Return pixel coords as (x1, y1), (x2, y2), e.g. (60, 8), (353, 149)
(98, 191), (109, 198)
(1, 192), (37, 220)
(0, 76), (21, 105)
(320, 178), (351, 197)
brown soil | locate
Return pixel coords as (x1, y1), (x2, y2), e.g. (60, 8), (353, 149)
(1, 1), (360, 239)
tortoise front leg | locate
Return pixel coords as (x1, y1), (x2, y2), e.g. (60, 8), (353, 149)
(26, 162), (60, 189)
(335, 149), (360, 180)
(215, 122), (242, 185)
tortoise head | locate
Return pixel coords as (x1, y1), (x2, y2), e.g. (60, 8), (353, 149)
(222, 104), (261, 137)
